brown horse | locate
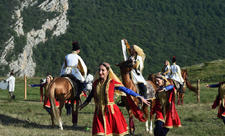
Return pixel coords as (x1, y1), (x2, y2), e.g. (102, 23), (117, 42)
(116, 59), (157, 135)
(148, 69), (198, 105)
(45, 77), (80, 130)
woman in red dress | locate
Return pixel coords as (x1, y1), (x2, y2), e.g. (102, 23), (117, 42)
(206, 82), (225, 124)
(79, 62), (149, 136)
(151, 74), (181, 136)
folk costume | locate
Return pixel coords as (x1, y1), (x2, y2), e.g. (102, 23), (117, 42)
(60, 41), (87, 82)
(6, 71), (15, 99)
(151, 75), (181, 136)
(208, 82), (225, 124)
(82, 65), (142, 136)
(121, 39), (147, 98)
(170, 56), (184, 93)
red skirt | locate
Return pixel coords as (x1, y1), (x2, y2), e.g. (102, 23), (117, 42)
(151, 100), (181, 128)
(217, 105), (225, 119)
(44, 98), (59, 108)
(92, 104), (128, 136)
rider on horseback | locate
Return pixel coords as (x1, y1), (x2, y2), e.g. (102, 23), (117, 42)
(60, 41), (87, 98)
(123, 39), (147, 99)
(161, 60), (171, 79)
(169, 56), (184, 94)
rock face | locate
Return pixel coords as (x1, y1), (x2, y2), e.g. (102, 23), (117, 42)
(0, 0), (69, 77)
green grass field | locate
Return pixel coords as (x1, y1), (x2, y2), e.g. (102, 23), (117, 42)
(0, 59), (225, 136)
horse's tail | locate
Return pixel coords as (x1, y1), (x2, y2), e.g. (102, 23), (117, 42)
(49, 82), (59, 123)
(186, 80), (198, 94)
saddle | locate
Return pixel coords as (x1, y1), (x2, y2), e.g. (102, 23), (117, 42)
(146, 82), (156, 100)
(172, 80), (185, 93)
(135, 81), (156, 100)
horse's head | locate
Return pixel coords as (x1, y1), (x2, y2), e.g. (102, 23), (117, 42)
(181, 69), (187, 81)
(148, 73), (157, 84)
(116, 58), (134, 73)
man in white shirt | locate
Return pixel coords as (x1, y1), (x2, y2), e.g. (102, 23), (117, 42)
(6, 71), (15, 99)
(170, 56), (184, 93)
(60, 41), (87, 97)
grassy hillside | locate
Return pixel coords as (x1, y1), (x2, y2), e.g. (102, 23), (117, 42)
(185, 59), (225, 83)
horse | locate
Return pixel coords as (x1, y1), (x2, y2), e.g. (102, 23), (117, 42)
(45, 77), (80, 130)
(116, 59), (157, 135)
(148, 69), (198, 105)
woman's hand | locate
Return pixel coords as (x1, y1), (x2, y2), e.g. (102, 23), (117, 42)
(137, 96), (150, 106)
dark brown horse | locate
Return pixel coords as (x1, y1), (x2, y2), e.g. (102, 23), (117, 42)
(116, 59), (157, 135)
(148, 69), (198, 105)
(45, 77), (80, 130)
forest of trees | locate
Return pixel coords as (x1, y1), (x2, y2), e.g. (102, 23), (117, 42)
(0, 0), (225, 77)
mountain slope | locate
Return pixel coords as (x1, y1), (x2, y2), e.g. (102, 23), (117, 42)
(0, 0), (225, 77)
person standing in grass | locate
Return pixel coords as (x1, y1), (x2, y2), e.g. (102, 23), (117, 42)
(206, 82), (225, 124)
(79, 62), (150, 136)
(151, 74), (181, 136)
(6, 71), (15, 99)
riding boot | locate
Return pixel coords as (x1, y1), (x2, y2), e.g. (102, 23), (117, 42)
(137, 83), (147, 99)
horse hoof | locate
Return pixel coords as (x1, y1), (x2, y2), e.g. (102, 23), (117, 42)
(59, 127), (63, 130)
(73, 123), (77, 127)
(149, 130), (153, 134)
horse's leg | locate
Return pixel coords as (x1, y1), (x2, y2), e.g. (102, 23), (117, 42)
(143, 105), (149, 133)
(58, 102), (64, 130)
(145, 120), (149, 132)
(181, 93), (184, 105)
(149, 119), (153, 134)
(177, 93), (181, 105)
(50, 109), (55, 127)
(128, 109), (135, 136)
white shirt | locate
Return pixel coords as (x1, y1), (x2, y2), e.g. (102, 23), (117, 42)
(65, 53), (79, 67)
(6, 75), (15, 92)
(170, 63), (184, 84)
(164, 65), (171, 78)
(60, 52), (87, 82)
(131, 55), (146, 85)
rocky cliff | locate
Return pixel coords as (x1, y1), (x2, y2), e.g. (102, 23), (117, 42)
(0, 0), (69, 77)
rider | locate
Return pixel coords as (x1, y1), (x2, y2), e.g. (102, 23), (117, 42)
(60, 41), (87, 97)
(161, 60), (171, 79)
(124, 39), (147, 99)
(169, 56), (184, 94)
